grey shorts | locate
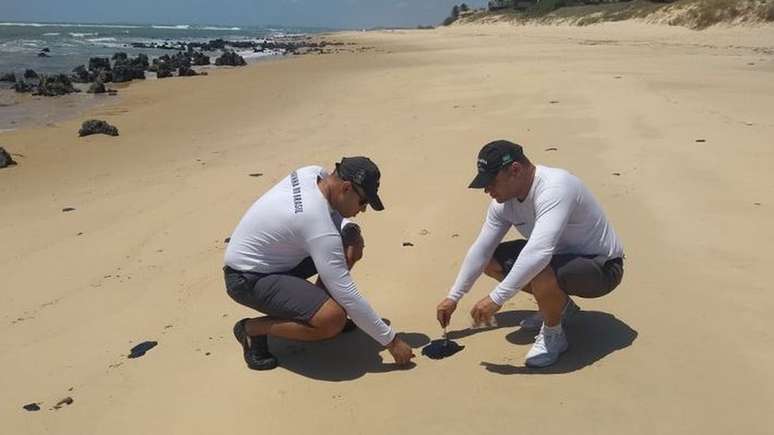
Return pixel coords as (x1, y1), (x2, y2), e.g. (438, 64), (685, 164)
(224, 257), (328, 323)
(492, 239), (624, 298)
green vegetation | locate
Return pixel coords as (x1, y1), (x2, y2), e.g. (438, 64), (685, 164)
(459, 0), (774, 29)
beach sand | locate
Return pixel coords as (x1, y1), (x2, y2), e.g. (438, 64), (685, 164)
(1, 22), (773, 434)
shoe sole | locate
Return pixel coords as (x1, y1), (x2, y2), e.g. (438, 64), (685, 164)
(525, 343), (569, 368)
(233, 319), (279, 371)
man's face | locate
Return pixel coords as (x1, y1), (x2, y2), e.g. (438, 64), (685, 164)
(484, 163), (518, 203)
(340, 182), (368, 218)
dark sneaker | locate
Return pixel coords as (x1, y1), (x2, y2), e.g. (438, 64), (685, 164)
(233, 318), (278, 371)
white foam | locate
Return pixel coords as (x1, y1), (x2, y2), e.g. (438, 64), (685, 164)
(87, 37), (117, 42)
(43, 32), (61, 36)
(201, 26), (241, 31)
(69, 32), (98, 38)
(151, 24), (191, 30)
(0, 22), (141, 29)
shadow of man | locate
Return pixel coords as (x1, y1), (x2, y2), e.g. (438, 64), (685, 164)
(270, 320), (430, 382)
(480, 310), (637, 375)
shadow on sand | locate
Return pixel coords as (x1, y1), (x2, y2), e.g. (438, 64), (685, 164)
(270, 320), (430, 382)
(477, 310), (637, 375)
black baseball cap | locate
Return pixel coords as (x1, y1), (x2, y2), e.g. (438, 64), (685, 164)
(468, 140), (524, 189)
(335, 156), (385, 211)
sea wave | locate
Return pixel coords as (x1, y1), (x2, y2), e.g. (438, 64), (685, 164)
(151, 25), (191, 30)
(87, 37), (117, 42)
(201, 26), (241, 31)
(69, 32), (99, 37)
(42, 32), (61, 36)
(0, 22), (141, 29)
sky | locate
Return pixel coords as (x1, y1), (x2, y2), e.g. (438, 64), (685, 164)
(0, 0), (488, 29)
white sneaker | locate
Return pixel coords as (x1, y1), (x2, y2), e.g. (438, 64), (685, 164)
(525, 325), (568, 368)
(519, 297), (580, 331)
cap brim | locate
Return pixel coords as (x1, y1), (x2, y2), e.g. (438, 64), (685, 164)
(368, 193), (385, 211)
(468, 171), (495, 189)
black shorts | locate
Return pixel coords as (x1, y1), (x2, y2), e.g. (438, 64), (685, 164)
(223, 257), (329, 323)
(492, 239), (624, 298)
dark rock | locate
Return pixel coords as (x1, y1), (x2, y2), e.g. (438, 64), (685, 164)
(34, 74), (78, 96)
(88, 57), (111, 72)
(62, 207), (76, 212)
(156, 63), (173, 79)
(402, 242), (414, 247)
(178, 66), (198, 77)
(87, 80), (106, 94)
(24, 69), (38, 79)
(13, 80), (34, 93)
(23, 403), (41, 411)
(96, 69), (113, 83)
(191, 51), (210, 66)
(0, 147), (17, 168)
(111, 52), (128, 62)
(695, 139), (706, 143)
(248, 173), (263, 177)
(545, 147), (558, 151)
(111, 63), (145, 82)
(224, 237), (231, 243)
(0, 72), (16, 82)
(42, 47), (50, 53)
(78, 119), (119, 137)
(37, 52), (50, 58)
(128, 341), (158, 358)
(214, 51), (246, 66)
(71, 65), (91, 83)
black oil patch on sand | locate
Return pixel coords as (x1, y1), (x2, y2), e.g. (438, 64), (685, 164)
(422, 339), (464, 360)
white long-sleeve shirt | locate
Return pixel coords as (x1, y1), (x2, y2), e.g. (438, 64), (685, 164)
(225, 165), (395, 346)
(448, 165), (624, 306)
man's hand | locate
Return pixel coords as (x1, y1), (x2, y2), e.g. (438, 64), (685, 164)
(436, 298), (458, 328)
(342, 225), (364, 269)
(386, 336), (415, 365)
(470, 296), (501, 327)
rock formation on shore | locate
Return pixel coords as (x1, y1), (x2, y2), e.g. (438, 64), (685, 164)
(78, 120), (119, 137)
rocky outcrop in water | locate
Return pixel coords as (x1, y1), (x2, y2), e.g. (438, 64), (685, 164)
(0, 72), (16, 82)
(34, 74), (78, 96)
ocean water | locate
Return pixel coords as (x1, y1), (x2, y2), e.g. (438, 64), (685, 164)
(0, 21), (333, 75)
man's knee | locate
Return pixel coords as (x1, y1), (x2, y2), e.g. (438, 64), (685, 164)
(530, 265), (561, 297)
(310, 299), (347, 339)
(484, 258), (504, 280)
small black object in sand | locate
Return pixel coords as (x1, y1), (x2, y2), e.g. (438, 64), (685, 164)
(224, 237), (231, 243)
(128, 341), (158, 359)
(422, 339), (464, 360)
(62, 207), (76, 212)
(402, 242), (414, 247)
(23, 403), (41, 411)
(248, 173), (263, 177)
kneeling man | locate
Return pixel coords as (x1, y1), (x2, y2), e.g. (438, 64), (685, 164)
(436, 140), (625, 367)
(225, 157), (414, 370)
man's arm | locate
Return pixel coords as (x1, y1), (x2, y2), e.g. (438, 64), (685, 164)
(437, 204), (510, 328)
(446, 203), (511, 302)
(305, 231), (396, 346)
(488, 186), (576, 306)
